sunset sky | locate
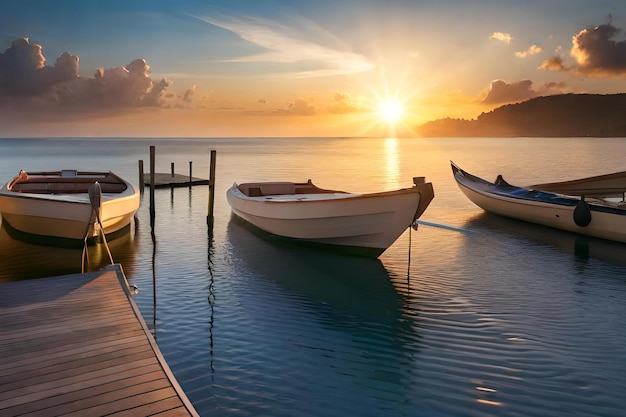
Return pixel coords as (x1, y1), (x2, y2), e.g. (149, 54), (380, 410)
(1, 0), (625, 138)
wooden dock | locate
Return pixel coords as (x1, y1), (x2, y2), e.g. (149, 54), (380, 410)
(143, 173), (209, 189)
(0, 264), (199, 417)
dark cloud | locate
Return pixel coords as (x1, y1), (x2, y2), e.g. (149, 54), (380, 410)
(541, 23), (626, 76)
(571, 23), (626, 75)
(0, 38), (78, 96)
(0, 37), (174, 110)
(482, 80), (573, 104)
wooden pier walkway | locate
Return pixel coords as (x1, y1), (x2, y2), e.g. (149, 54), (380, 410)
(0, 264), (199, 417)
(143, 173), (209, 188)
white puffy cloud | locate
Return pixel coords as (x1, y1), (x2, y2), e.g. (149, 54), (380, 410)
(489, 32), (513, 44)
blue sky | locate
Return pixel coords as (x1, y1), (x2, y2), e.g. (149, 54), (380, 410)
(1, 0), (625, 137)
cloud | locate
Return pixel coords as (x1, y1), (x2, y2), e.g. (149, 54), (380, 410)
(540, 22), (626, 76)
(0, 37), (175, 111)
(570, 23), (626, 75)
(489, 32), (513, 44)
(194, 14), (374, 77)
(483, 80), (535, 104)
(515, 44), (542, 58)
(327, 92), (364, 114)
(482, 79), (573, 104)
(0, 38), (78, 96)
(277, 97), (316, 115)
(539, 56), (567, 71)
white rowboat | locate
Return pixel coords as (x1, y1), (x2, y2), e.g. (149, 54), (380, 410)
(0, 169), (140, 244)
(226, 178), (434, 258)
(451, 161), (626, 243)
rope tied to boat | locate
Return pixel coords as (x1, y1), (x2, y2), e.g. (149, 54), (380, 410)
(81, 181), (115, 273)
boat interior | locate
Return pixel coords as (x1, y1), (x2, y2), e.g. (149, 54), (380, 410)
(9, 170), (128, 194)
(238, 180), (340, 197)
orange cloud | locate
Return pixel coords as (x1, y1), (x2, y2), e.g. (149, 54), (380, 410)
(539, 56), (567, 71)
(327, 92), (365, 114)
(515, 44), (542, 58)
(276, 97), (317, 115)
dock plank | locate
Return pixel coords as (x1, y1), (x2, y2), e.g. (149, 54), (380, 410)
(1, 370), (167, 416)
(0, 265), (199, 417)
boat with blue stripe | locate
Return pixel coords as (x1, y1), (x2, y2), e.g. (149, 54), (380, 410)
(451, 161), (626, 243)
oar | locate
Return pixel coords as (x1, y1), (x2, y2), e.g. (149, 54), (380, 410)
(89, 182), (114, 265)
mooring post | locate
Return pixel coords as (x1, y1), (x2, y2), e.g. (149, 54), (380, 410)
(150, 146), (156, 226)
(189, 161), (193, 187)
(138, 160), (144, 194)
(171, 162), (175, 178)
(207, 150), (217, 228)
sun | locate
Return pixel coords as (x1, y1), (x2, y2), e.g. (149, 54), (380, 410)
(378, 99), (405, 124)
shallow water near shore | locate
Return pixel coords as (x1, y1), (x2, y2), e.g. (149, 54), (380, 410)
(1, 137), (626, 416)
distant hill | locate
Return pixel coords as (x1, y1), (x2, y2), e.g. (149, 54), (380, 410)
(418, 93), (626, 137)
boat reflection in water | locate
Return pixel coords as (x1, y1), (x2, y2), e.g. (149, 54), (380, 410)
(0, 219), (139, 281)
(465, 211), (626, 267)
(226, 214), (409, 320)
(224, 215), (420, 408)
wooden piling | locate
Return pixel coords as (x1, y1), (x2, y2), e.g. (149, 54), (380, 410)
(207, 150), (217, 228)
(171, 162), (175, 178)
(189, 161), (193, 187)
(150, 146), (155, 226)
(138, 160), (144, 193)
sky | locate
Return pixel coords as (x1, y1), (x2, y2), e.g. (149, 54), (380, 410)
(1, 0), (625, 138)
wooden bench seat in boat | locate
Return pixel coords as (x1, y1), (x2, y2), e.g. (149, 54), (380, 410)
(238, 181), (340, 197)
(239, 182), (297, 197)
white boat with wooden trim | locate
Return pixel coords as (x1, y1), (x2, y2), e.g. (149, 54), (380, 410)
(226, 177), (434, 257)
(451, 161), (626, 243)
(0, 169), (140, 244)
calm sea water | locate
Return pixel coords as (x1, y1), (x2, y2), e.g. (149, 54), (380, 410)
(1, 137), (626, 417)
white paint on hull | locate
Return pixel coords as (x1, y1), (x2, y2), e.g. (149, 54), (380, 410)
(227, 181), (434, 255)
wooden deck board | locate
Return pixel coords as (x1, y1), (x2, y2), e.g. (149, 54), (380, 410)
(0, 334), (148, 373)
(0, 265), (199, 417)
(1, 370), (167, 416)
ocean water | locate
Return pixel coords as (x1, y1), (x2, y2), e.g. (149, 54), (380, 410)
(1, 137), (626, 416)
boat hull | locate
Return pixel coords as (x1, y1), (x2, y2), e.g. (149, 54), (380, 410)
(227, 182), (434, 257)
(452, 162), (626, 243)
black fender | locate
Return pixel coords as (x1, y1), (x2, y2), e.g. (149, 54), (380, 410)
(573, 198), (592, 227)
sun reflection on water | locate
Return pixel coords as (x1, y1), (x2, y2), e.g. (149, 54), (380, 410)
(384, 137), (400, 189)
